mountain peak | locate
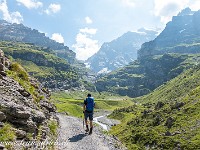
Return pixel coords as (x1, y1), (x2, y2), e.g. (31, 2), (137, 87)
(86, 29), (157, 73)
(178, 7), (194, 16)
(138, 8), (200, 59)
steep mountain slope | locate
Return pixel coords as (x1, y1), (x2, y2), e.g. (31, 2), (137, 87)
(95, 8), (200, 97)
(0, 41), (92, 90)
(109, 64), (200, 150)
(0, 50), (57, 149)
(138, 8), (200, 59)
(0, 20), (94, 90)
(95, 53), (200, 97)
(86, 28), (157, 73)
(0, 20), (75, 63)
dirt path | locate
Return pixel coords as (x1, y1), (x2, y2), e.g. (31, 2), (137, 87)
(56, 113), (126, 150)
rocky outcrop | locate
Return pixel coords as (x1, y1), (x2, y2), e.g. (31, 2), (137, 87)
(0, 50), (57, 143)
(138, 8), (200, 59)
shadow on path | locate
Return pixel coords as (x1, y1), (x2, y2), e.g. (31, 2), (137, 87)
(68, 133), (86, 142)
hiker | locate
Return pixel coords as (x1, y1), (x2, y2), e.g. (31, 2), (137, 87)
(83, 93), (95, 134)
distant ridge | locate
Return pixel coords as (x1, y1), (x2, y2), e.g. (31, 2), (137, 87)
(86, 28), (158, 74)
(138, 8), (200, 59)
(0, 20), (76, 63)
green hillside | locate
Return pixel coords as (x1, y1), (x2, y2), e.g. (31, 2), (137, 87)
(95, 53), (200, 97)
(0, 41), (90, 89)
(51, 91), (133, 117)
(109, 65), (200, 149)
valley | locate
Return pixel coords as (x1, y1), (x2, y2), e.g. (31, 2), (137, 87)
(0, 5), (200, 150)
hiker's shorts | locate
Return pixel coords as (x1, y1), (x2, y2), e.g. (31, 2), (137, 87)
(85, 111), (93, 121)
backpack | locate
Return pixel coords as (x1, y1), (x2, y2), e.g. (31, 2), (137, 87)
(85, 97), (95, 112)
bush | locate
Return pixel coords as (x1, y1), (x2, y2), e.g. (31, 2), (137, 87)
(10, 62), (29, 81)
(48, 120), (58, 136)
(0, 123), (16, 141)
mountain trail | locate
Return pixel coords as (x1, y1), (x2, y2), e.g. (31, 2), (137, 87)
(56, 113), (126, 150)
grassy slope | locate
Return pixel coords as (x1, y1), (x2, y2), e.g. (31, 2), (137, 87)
(109, 65), (200, 150)
(51, 91), (133, 118)
(0, 41), (79, 82)
(95, 53), (200, 98)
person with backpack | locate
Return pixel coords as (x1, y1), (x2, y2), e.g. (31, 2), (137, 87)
(83, 93), (95, 134)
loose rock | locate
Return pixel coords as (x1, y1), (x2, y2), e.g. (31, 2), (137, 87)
(0, 112), (6, 122)
(15, 129), (27, 139)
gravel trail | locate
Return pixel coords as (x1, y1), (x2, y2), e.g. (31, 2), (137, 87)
(56, 113), (126, 150)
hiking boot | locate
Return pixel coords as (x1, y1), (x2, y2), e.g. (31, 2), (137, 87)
(89, 127), (93, 135)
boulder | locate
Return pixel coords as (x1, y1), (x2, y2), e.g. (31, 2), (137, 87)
(7, 106), (31, 119)
(0, 49), (4, 57)
(0, 71), (6, 76)
(26, 120), (37, 133)
(0, 144), (5, 150)
(4, 57), (11, 68)
(155, 101), (165, 110)
(0, 64), (5, 72)
(165, 131), (172, 136)
(17, 89), (31, 97)
(40, 100), (56, 112)
(0, 74), (3, 79)
(0, 122), (4, 127)
(0, 111), (6, 122)
(31, 111), (46, 124)
(15, 129), (26, 139)
(142, 109), (152, 118)
(6, 117), (29, 126)
(3, 105), (31, 120)
(153, 115), (162, 126)
(171, 102), (185, 110)
(165, 117), (174, 128)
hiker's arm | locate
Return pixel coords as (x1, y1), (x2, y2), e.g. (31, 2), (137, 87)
(83, 104), (86, 113)
(83, 99), (87, 113)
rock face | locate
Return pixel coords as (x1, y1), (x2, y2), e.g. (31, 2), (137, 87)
(0, 50), (57, 141)
(86, 28), (157, 73)
(138, 8), (200, 59)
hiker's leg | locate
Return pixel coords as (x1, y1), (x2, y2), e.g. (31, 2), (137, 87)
(89, 113), (93, 134)
(84, 112), (89, 132)
(90, 120), (93, 128)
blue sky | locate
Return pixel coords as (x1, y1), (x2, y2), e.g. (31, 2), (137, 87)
(0, 0), (200, 60)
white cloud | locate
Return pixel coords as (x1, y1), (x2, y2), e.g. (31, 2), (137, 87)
(45, 3), (61, 15)
(153, 0), (200, 23)
(189, 1), (200, 11)
(80, 28), (97, 35)
(16, 0), (43, 9)
(72, 28), (100, 60)
(0, 0), (23, 24)
(85, 16), (93, 24)
(51, 33), (64, 43)
(122, 0), (135, 7)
